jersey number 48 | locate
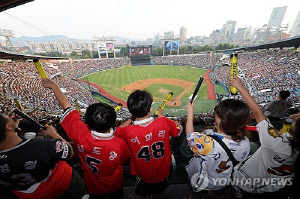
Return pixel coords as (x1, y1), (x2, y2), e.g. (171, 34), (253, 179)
(137, 141), (165, 162)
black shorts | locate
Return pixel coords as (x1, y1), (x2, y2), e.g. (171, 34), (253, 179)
(55, 169), (85, 199)
(89, 187), (124, 199)
(135, 177), (169, 197)
(0, 187), (18, 199)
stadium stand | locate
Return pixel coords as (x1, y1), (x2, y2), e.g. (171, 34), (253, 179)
(1, 49), (299, 125)
(53, 58), (131, 78)
(1, 1), (299, 198)
(151, 53), (222, 68)
(0, 49), (298, 121)
(211, 50), (300, 107)
(0, 47), (299, 199)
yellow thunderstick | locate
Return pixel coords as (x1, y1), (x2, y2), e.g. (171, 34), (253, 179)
(33, 59), (48, 79)
(230, 53), (238, 95)
(114, 103), (123, 113)
(75, 100), (80, 112)
(155, 92), (173, 116)
(14, 98), (23, 112)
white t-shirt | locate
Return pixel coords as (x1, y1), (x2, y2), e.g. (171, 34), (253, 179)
(186, 131), (250, 191)
(233, 119), (297, 193)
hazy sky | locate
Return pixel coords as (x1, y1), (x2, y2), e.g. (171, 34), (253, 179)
(0, 0), (299, 40)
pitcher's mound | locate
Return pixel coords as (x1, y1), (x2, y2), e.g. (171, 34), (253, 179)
(159, 89), (169, 93)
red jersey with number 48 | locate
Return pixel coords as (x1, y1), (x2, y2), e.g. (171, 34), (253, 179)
(60, 108), (130, 194)
(115, 116), (182, 183)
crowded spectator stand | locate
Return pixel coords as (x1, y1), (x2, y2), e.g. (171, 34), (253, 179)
(0, 49), (299, 198)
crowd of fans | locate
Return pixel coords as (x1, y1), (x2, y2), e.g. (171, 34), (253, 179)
(151, 53), (222, 69)
(0, 50), (299, 123)
(0, 51), (299, 198)
(1, 63), (91, 114)
(168, 112), (215, 126)
(211, 50), (300, 105)
(52, 58), (131, 78)
(0, 59), (134, 115)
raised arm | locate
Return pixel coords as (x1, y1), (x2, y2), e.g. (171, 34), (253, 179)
(41, 125), (74, 158)
(229, 76), (266, 124)
(42, 79), (71, 110)
(289, 113), (300, 120)
(185, 101), (194, 134)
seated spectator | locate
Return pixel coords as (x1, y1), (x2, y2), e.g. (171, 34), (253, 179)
(0, 114), (85, 199)
(266, 90), (291, 119)
(265, 90), (292, 130)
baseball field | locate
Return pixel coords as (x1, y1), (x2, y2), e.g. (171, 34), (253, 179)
(80, 65), (222, 115)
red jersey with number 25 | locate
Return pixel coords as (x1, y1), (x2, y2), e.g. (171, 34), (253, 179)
(60, 108), (130, 194)
(115, 116), (182, 183)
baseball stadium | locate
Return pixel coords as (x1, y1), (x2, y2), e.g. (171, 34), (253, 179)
(80, 64), (219, 115)
(0, 1), (300, 199)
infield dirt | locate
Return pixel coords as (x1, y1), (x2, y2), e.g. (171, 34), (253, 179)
(122, 78), (195, 106)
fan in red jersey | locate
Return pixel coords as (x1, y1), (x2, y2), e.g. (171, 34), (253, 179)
(115, 90), (182, 198)
(42, 79), (130, 199)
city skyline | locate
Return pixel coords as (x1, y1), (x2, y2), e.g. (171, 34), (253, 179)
(0, 0), (299, 40)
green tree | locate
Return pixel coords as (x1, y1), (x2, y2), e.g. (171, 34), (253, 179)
(214, 43), (238, 51)
(34, 52), (66, 57)
(34, 53), (47, 56)
(120, 47), (128, 57)
(156, 48), (163, 56)
(223, 43), (231, 49)
(152, 48), (163, 56)
(179, 46), (186, 55)
(215, 44), (222, 50)
(203, 45), (213, 51)
(92, 51), (99, 58)
(70, 51), (79, 58)
(81, 50), (92, 59)
(48, 51), (64, 57)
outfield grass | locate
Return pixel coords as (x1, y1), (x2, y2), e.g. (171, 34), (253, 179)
(81, 65), (217, 115)
(215, 84), (228, 94)
(92, 95), (111, 104)
(151, 99), (217, 115)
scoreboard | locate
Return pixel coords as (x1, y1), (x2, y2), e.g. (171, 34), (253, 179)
(127, 45), (152, 57)
(127, 45), (152, 65)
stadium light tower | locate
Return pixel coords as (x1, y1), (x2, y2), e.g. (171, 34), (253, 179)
(0, 29), (16, 52)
